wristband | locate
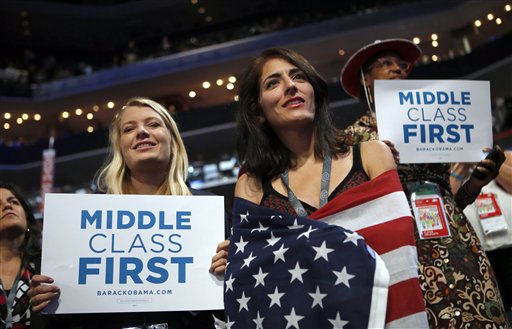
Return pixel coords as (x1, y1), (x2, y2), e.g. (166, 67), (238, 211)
(450, 172), (465, 181)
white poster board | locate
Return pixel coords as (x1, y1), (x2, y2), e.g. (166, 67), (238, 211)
(42, 193), (225, 314)
(374, 80), (492, 163)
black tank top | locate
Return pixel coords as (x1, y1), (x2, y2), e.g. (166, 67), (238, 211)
(260, 144), (370, 216)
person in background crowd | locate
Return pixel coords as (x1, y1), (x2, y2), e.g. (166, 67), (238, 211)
(0, 182), (43, 329)
(340, 38), (509, 328)
(28, 97), (223, 329)
(460, 150), (512, 323)
(211, 47), (428, 328)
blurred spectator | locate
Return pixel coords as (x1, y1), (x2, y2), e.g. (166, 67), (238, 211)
(123, 40), (138, 65)
(160, 35), (172, 55)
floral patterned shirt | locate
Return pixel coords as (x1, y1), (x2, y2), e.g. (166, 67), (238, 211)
(345, 112), (510, 329)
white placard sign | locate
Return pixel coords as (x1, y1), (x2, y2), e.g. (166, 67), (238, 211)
(374, 80), (492, 163)
(42, 193), (225, 314)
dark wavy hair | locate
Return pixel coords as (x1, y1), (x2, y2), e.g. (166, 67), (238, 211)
(0, 182), (42, 273)
(236, 47), (348, 179)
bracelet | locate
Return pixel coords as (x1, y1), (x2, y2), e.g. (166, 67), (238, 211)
(450, 172), (465, 181)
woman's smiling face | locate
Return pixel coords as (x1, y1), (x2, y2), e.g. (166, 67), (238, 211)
(258, 57), (316, 130)
(119, 105), (172, 173)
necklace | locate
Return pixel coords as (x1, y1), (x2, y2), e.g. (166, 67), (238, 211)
(280, 155), (332, 216)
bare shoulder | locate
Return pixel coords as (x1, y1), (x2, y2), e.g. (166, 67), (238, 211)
(235, 173), (263, 204)
(360, 140), (396, 179)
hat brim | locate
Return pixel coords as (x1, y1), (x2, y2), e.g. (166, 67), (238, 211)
(340, 39), (422, 98)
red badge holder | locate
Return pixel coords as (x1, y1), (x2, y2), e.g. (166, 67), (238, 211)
(474, 193), (508, 235)
(409, 182), (451, 239)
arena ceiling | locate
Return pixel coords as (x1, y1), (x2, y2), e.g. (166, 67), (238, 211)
(1, 0), (511, 144)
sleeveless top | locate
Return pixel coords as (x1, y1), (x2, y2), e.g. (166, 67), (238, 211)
(260, 144), (369, 215)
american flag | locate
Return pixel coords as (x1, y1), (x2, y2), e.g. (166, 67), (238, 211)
(311, 170), (428, 328)
(223, 198), (390, 329)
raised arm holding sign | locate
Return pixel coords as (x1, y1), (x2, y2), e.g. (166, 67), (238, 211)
(339, 39), (509, 328)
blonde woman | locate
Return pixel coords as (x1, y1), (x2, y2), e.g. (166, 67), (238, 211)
(29, 97), (221, 328)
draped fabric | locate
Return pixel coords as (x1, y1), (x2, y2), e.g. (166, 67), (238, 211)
(224, 199), (390, 328)
(312, 169), (428, 328)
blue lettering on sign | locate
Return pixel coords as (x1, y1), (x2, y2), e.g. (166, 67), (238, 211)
(78, 256), (194, 285)
(398, 91), (471, 105)
(80, 210), (192, 230)
(403, 124), (474, 143)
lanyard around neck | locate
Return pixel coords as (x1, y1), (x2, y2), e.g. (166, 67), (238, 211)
(281, 155), (332, 217)
(1, 271), (22, 329)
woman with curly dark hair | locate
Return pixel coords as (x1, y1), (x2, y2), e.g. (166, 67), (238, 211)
(0, 182), (42, 329)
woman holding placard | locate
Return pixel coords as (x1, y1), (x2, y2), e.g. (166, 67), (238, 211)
(0, 182), (44, 329)
(340, 39), (509, 328)
(28, 97), (222, 328)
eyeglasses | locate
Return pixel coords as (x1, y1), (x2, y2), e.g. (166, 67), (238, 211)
(368, 57), (412, 71)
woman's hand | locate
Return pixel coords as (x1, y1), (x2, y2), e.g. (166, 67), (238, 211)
(466, 145), (506, 194)
(382, 140), (400, 165)
(209, 239), (230, 275)
(28, 274), (60, 313)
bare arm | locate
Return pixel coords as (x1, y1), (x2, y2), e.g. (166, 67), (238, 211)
(360, 140), (397, 179)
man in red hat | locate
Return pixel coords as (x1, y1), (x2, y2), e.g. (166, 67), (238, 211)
(340, 39), (510, 329)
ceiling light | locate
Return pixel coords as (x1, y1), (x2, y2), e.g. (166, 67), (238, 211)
(191, 0), (198, 4)
(216, 79), (224, 86)
(87, 113), (94, 120)
(22, 113), (29, 120)
(338, 49), (345, 56)
(226, 83), (234, 90)
(4, 112), (11, 119)
(93, 105), (99, 112)
(202, 81), (211, 89)
(413, 37), (420, 44)
(107, 101), (115, 109)
(487, 13), (494, 21)
(496, 18), (502, 25)
(432, 40), (439, 47)
(34, 113), (41, 121)
(431, 55), (439, 62)
(228, 76), (237, 83)
(75, 108), (83, 116)
(234, 95), (239, 101)
(3, 123), (10, 130)
(16, 117), (23, 124)
(474, 19), (482, 27)
(198, 7), (205, 14)
(506, 4), (511, 11)
(189, 91), (197, 98)
(62, 111), (69, 119)
(431, 34), (438, 41)
(87, 126), (94, 133)
(205, 16), (212, 23)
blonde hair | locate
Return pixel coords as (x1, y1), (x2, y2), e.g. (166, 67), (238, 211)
(95, 97), (191, 195)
